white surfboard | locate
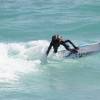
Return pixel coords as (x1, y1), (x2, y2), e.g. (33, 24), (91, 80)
(57, 42), (100, 59)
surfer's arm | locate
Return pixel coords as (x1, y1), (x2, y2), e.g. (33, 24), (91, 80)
(61, 42), (71, 51)
(64, 40), (78, 49)
(61, 42), (78, 53)
(46, 42), (52, 56)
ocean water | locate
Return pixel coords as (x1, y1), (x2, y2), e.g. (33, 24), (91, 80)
(0, 0), (100, 100)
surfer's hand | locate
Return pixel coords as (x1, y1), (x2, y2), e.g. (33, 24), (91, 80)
(75, 47), (79, 50)
(71, 49), (78, 53)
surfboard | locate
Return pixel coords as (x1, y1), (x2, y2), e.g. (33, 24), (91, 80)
(57, 42), (100, 59)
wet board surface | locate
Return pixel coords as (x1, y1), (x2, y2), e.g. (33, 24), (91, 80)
(58, 43), (100, 59)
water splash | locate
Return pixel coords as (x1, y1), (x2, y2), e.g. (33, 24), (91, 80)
(0, 40), (49, 82)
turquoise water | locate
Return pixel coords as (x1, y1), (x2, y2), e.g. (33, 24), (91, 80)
(0, 0), (100, 100)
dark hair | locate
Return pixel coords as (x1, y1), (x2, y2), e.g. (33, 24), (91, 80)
(52, 35), (59, 41)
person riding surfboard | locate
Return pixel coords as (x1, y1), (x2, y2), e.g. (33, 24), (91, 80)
(46, 34), (79, 56)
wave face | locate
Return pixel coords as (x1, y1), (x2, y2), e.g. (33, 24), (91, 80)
(0, 0), (100, 100)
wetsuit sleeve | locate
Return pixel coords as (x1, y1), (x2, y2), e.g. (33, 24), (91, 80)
(64, 40), (77, 49)
(61, 41), (70, 51)
(46, 42), (53, 56)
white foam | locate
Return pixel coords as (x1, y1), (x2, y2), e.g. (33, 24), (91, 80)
(0, 40), (49, 82)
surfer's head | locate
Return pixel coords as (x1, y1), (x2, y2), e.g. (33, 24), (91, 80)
(51, 34), (61, 53)
(52, 34), (59, 42)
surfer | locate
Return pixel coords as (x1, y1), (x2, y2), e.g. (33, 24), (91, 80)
(46, 34), (79, 56)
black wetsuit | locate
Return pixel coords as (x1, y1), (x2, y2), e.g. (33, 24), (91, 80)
(46, 39), (78, 56)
